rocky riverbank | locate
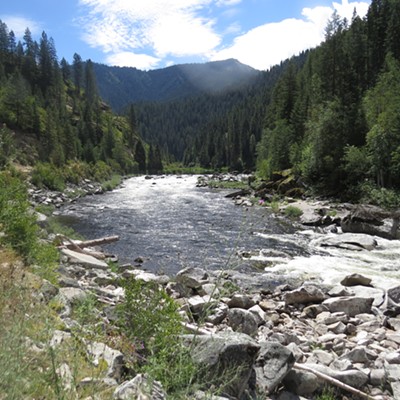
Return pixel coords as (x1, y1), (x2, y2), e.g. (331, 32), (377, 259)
(32, 232), (399, 399)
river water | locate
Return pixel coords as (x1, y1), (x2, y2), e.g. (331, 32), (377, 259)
(58, 175), (400, 289)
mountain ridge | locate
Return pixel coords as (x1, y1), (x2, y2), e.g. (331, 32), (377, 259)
(93, 58), (261, 112)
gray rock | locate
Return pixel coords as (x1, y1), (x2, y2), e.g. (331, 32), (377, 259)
(227, 308), (258, 337)
(113, 374), (166, 399)
(61, 248), (109, 269)
(58, 287), (88, 306)
(322, 296), (374, 317)
(176, 267), (208, 289)
(387, 286), (400, 305)
(50, 330), (72, 349)
(370, 369), (386, 386)
(227, 293), (255, 309)
(386, 352), (400, 364)
(385, 364), (400, 382)
(186, 332), (260, 399)
(87, 341), (124, 380)
(56, 363), (75, 392)
(308, 349), (334, 366)
(283, 369), (319, 395)
(40, 280), (59, 302)
(328, 286), (354, 297)
(341, 273), (372, 287)
(339, 346), (370, 364)
(284, 286), (325, 305)
(205, 302), (228, 325)
(319, 233), (378, 251)
(392, 381), (400, 400)
(248, 304), (267, 326)
(254, 341), (296, 394)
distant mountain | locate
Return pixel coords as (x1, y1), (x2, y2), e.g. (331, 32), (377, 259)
(93, 59), (261, 112)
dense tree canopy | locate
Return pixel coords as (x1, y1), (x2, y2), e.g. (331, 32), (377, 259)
(0, 20), (151, 175)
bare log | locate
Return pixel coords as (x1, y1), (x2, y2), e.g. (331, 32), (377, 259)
(294, 363), (375, 400)
(74, 235), (120, 248)
(57, 235), (107, 260)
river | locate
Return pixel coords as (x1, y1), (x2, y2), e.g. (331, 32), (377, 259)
(58, 175), (400, 289)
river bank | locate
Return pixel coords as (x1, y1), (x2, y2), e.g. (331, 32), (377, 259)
(32, 232), (398, 399)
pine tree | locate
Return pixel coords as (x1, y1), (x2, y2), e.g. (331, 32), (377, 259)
(134, 140), (146, 173)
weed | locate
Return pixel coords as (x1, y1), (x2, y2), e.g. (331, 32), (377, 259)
(284, 205), (303, 219)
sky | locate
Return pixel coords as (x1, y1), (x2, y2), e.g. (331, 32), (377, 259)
(1, 0), (371, 71)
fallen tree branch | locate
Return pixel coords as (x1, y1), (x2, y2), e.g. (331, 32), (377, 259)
(74, 235), (120, 248)
(57, 235), (107, 260)
(293, 363), (375, 400)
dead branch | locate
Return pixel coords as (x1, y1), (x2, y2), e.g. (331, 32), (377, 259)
(294, 362), (375, 400)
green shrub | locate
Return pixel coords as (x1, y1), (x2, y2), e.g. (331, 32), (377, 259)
(31, 162), (65, 191)
(0, 171), (38, 259)
(101, 174), (122, 191)
(117, 278), (198, 395)
(359, 181), (400, 209)
(284, 205), (303, 218)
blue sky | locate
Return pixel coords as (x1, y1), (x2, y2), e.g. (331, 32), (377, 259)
(1, 0), (370, 71)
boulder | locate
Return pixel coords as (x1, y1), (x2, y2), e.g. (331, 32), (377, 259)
(341, 204), (399, 240)
(227, 308), (259, 337)
(87, 341), (124, 381)
(227, 293), (255, 309)
(284, 286), (325, 305)
(283, 369), (320, 395)
(186, 332), (260, 399)
(254, 341), (296, 394)
(113, 374), (166, 400)
(176, 267), (209, 289)
(322, 296), (374, 317)
(61, 248), (108, 269)
(340, 273), (372, 287)
(318, 233), (377, 251)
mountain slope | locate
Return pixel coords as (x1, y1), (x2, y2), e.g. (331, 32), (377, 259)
(93, 59), (260, 112)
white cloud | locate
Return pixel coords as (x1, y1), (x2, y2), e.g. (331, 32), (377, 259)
(78, 0), (220, 67)
(211, 0), (370, 70)
(105, 51), (160, 70)
(0, 15), (41, 37)
(216, 0), (242, 6)
(78, 0), (370, 70)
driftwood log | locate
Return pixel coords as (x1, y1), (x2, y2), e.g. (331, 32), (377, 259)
(57, 234), (119, 260)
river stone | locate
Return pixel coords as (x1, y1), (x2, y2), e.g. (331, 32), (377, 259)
(322, 296), (374, 317)
(58, 287), (88, 305)
(283, 369), (319, 395)
(284, 285), (325, 305)
(339, 346), (370, 363)
(227, 308), (258, 337)
(227, 293), (255, 309)
(319, 233), (378, 251)
(341, 273), (372, 287)
(61, 248), (109, 269)
(254, 341), (296, 394)
(206, 302), (229, 325)
(87, 341), (124, 380)
(113, 374), (166, 400)
(387, 286), (400, 305)
(185, 332), (260, 399)
(176, 267), (208, 289)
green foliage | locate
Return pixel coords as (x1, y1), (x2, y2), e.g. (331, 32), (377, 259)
(284, 205), (303, 218)
(0, 171), (59, 273)
(31, 162), (65, 191)
(101, 174), (122, 191)
(117, 278), (200, 395)
(0, 124), (15, 167)
(359, 181), (400, 209)
(0, 171), (38, 259)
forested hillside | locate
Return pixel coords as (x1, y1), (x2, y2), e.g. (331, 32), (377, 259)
(0, 21), (157, 185)
(93, 59), (260, 112)
(255, 0), (400, 200)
